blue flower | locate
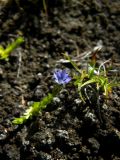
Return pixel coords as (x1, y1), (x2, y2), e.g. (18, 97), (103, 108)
(53, 69), (71, 85)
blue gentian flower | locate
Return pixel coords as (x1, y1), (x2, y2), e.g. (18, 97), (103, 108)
(53, 69), (71, 85)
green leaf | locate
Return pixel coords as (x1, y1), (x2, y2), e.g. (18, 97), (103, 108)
(0, 37), (24, 60)
(12, 116), (26, 125)
(80, 79), (97, 89)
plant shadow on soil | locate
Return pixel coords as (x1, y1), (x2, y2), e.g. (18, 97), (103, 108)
(0, 0), (120, 159)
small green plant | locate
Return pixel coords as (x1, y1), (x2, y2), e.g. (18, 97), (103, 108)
(0, 37), (24, 60)
(64, 53), (119, 102)
(13, 69), (71, 124)
(64, 53), (120, 122)
(12, 51), (120, 125)
(13, 93), (54, 124)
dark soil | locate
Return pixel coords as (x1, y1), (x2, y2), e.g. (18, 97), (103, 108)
(0, 0), (120, 159)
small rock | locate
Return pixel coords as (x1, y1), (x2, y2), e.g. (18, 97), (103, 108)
(88, 137), (100, 153)
(38, 151), (53, 160)
(31, 129), (55, 150)
(74, 98), (82, 105)
(56, 129), (69, 140)
(53, 97), (61, 103)
(85, 111), (96, 122)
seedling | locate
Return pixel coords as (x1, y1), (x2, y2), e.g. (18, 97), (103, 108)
(13, 93), (54, 124)
(64, 53), (120, 122)
(64, 53), (118, 98)
(0, 37), (24, 60)
(13, 69), (71, 124)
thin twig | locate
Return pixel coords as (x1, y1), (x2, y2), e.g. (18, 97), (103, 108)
(17, 49), (22, 78)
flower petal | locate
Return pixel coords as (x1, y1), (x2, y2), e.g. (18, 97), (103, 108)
(53, 69), (71, 84)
